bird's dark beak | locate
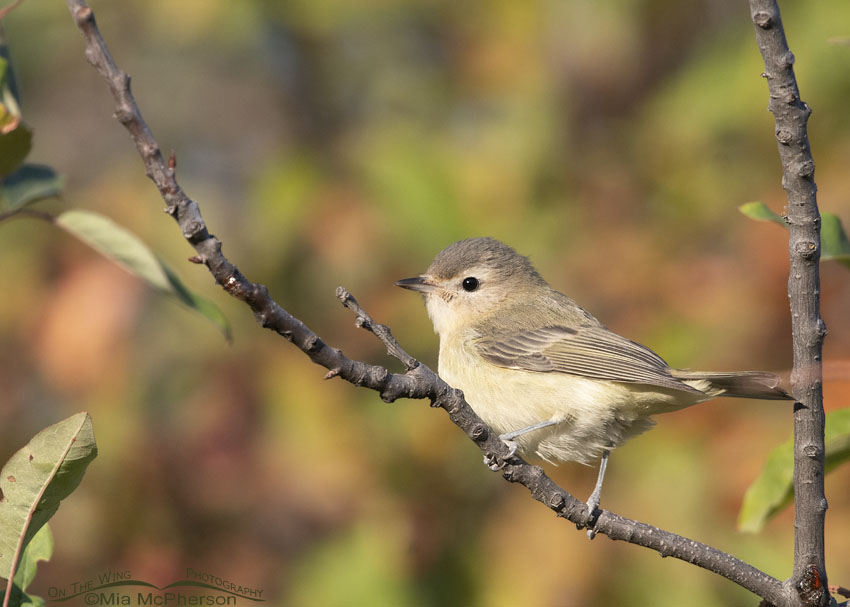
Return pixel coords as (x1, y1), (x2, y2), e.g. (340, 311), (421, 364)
(395, 276), (437, 293)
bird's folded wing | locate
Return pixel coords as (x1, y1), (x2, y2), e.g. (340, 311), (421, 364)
(471, 325), (702, 393)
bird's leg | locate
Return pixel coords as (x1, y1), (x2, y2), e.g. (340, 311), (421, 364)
(499, 420), (559, 458)
(483, 420), (559, 471)
(585, 448), (610, 539)
(586, 449), (609, 513)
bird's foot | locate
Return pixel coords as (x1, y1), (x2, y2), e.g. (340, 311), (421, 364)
(483, 436), (519, 471)
(498, 435), (519, 460)
(586, 490), (602, 518)
(483, 453), (502, 471)
(584, 456), (607, 540)
(585, 494), (602, 540)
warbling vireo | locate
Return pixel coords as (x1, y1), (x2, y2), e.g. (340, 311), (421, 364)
(396, 237), (791, 513)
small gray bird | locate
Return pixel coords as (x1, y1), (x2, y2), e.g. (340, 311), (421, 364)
(396, 237), (791, 513)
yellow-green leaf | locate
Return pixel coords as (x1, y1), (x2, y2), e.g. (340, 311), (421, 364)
(0, 164), (63, 211)
(820, 213), (850, 268)
(4, 524), (53, 607)
(738, 408), (850, 532)
(740, 202), (850, 269)
(56, 210), (231, 340)
(0, 413), (96, 579)
(0, 119), (31, 177)
(738, 201), (786, 225)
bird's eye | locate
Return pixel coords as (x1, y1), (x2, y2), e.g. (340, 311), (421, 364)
(462, 277), (479, 292)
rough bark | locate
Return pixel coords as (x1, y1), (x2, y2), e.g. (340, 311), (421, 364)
(749, 2), (828, 605)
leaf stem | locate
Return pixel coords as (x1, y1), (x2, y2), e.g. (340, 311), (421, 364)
(0, 207), (55, 224)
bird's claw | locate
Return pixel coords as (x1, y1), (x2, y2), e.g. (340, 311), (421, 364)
(483, 453), (503, 471)
(483, 437), (519, 471)
(500, 436), (519, 460)
(585, 497), (601, 540)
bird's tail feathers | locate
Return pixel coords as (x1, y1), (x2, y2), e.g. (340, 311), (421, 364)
(672, 370), (792, 400)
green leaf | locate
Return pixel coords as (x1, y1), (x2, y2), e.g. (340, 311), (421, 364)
(3, 524), (53, 607)
(0, 413), (97, 580)
(57, 210), (172, 289)
(738, 408), (850, 532)
(738, 201), (786, 225)
(820, 212), (850, 268)
(0, 164), (62, 211)
(0, 120), (31, 178)
(740, 203), (850, 269)
(11, 591), (45, 607)
(13, 524), (52, 593)
(3, 586), (45, 607)
(737, 436), (793, 533)
(161, 263), (232, 342)
(0, 57), (8, 91)
(56, 210), (231, 340)
(824, 413), (850, 471)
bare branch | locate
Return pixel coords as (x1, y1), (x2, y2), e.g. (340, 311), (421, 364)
(749, 2), (828, 606)
(0, 0), (26, 21)
(62, 0), (786, 603)
(336, 286), (419, 371)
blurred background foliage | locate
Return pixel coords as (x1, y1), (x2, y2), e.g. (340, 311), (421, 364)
(2, 0), (850, 605)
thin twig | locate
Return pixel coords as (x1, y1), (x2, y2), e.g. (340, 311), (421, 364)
(0, 0), (25, 21)
(61, 0), (785, 603)
(749, 2), (828, 606)
(335, 286), (419, 371)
